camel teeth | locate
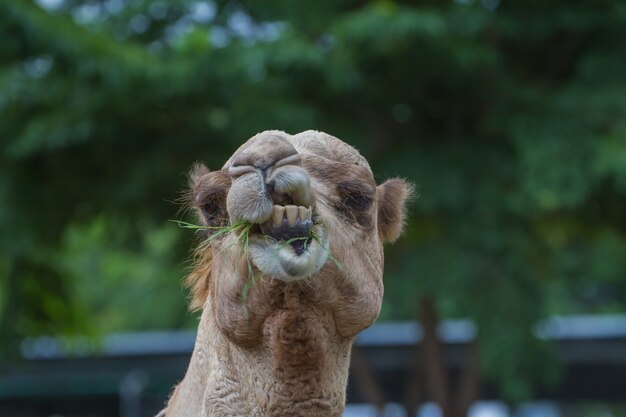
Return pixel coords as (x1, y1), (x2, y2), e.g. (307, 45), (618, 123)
(306, 206), (312, 220)
(285, 205), (297, 226)
(272, 205), (285, 225)
(298, 206), (308, 221)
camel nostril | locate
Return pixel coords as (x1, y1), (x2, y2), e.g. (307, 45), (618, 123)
(228, 163), (256, 178)
(273, 153), (301, 168)
(229, 155), (301, 179)
(228, 134), (299, 177)
(230, 153), (249, 168)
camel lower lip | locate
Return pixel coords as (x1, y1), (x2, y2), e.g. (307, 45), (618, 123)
(256, 220), (314, 257)
(247, 222), (328, 280)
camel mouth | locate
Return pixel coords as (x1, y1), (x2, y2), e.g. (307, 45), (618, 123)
(247, 205), (328, 281)
(259, 205), (313, 256)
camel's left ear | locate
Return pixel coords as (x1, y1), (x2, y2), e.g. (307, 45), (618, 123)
(377, 178), (414, 243)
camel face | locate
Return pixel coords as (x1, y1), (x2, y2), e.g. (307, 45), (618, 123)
(167, 131), (412, 416)
(189, 130), (409, 283)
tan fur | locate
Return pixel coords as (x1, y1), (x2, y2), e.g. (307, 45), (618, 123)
(163, 130), (411, 416)
(377, 178), (415, 242)
(184, 244), (213, 312)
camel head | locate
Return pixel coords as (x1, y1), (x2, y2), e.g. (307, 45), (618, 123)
(185, 130), (412, 310)
(165, 130), (412, 417)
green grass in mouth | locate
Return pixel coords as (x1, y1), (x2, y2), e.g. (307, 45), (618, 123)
(171, 219), (342, 307)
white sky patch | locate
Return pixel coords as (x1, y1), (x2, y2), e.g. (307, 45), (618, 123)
(149, 1), (168, 20)
(23, 56), (53, 78)
(257, 22), (286, 42)
(228, 11), (255, 38)
(129, 14), (150, 34)
(469, 402), (509, 417)
(103, 0), (124, 15)
(165, 16), (194, 43)
(36, 0), (64, 11)
(190, 1), (217, 23)
(209, 26), (230, 48)
(153, 3), (284, 48)
(73, 3), (101, 24)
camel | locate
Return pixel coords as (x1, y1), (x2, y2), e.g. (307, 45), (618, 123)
(161, 130), (412, 417)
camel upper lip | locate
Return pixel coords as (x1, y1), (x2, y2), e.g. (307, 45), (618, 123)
(257, 204), (313, 241)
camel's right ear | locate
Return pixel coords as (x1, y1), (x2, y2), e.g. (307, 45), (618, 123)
(185, 164), (231, 228)
(376, 178), (414, 243)
(188, 163), (210, 188)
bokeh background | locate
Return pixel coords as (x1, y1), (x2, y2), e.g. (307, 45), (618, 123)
(1, 1), (626, 416)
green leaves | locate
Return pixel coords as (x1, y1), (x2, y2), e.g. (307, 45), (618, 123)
(1, 0), (626, 402)
(58, 216), (191, 334)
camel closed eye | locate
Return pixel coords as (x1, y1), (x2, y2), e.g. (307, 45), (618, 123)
(342, 191), (372, 211)
(202, 199), (224, 217)
(337, 182), (374, 211)
(333, 182), (375, 230)
(197, 190), (229, 228)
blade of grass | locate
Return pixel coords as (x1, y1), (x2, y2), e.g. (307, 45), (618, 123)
(311, 231), (342, 269)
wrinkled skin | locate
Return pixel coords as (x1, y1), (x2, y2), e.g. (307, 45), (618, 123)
(162, 130), (412, 417)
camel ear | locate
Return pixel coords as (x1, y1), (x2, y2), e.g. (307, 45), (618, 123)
(188, 162), (210, 188)
(377, 178), (414, 243)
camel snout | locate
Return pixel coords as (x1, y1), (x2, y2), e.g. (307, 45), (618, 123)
(226, 145), (314, 225)
(226, 161), (315, 225)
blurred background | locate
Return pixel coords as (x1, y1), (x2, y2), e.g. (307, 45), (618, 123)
(1, 0), (626, 416)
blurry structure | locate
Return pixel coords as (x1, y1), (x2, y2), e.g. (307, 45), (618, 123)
(1, 315), (625, 417)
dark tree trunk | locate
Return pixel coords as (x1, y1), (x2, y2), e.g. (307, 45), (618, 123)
(351, 345), (385, 416)
(420, 296), (481, 417)
(0, 255), (23, 359)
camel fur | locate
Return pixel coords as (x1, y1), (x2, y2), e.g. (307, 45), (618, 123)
(162, 130), (412, 417)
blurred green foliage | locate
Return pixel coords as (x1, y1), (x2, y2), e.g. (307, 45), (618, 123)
(1, 0), (626, 401)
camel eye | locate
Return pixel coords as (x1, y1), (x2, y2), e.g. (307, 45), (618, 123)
(198, 192), (227, 227)
(343, 192), (372, 211)
(202, 202), (218, 220)
(337, 182), (374, 212)
(189, 168), (231, 229)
